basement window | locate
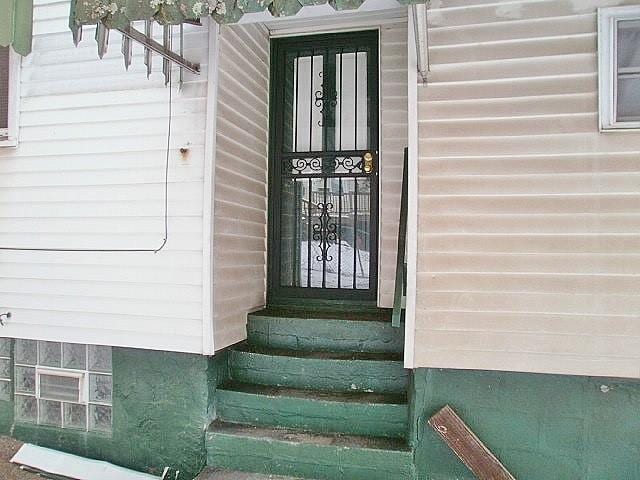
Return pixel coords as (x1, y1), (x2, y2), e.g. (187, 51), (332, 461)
(0, 339), (11, 401)
(14, 341), (113, 433)
(599, 6), (640, 130)
(38, 370), (84, 403)
(0, 46), (19, 146)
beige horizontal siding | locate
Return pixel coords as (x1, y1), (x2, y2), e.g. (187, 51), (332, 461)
(212, 23), (269, 351)
(414, 0), (640, 378)
(378, 20), (408, 307)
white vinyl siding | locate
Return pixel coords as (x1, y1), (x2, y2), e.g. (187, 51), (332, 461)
(212, 23), (269, 351)
(414, 0), (640, 378)
(0, 0), (210, 353)
(378, 20), (409, 308)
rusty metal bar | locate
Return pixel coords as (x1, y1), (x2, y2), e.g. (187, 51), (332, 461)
(117, 24), (200, 75)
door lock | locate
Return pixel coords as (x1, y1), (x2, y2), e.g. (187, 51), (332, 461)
(363, 152), (375, 174)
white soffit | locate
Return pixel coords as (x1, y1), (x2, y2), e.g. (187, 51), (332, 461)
(11, 444), (160, 480)
(239, 0), (406, 34)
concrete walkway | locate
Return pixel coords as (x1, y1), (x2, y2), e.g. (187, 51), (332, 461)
(0, 437), (40, 480)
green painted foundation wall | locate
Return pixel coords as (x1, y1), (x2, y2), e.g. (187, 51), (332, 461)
(8, 346), (228, 480)
(411, 368), (640, 480)
(4, 346), (639, 480)
(0, 341), (14, 435)
(0, 398), (12, 435)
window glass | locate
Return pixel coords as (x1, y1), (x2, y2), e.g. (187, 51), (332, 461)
(0, 338), (11, 358)
(0, 382), (11, 402)
(64, 403), (87, 430)
(88, 345), (112, 373)
(616, 76), (640, 122)
(15, 366), (35, 394)
(616, 19), (640, 123)
(16, 340), (37, 366)
(89, 404), (112, 433)
(38, 342), (61, 368)
(15, 395), (37, 423)
(63, 343), (87, 370)
(39, 374), (80, 403)
(0, 359), (10, 379)
(89, 374), (112, 403)
(39, 399), (62, 427)
(617, 20), (640, 70)
(13, 341), (113, 433)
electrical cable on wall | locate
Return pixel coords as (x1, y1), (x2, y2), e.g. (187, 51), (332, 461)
(0, 74), (173, 254)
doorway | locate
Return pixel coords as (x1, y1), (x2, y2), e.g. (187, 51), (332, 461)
(268, 30), (380, 303)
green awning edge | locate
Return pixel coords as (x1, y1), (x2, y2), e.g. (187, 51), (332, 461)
(0, 0), (34, 56)
(70, 0), (423, 31)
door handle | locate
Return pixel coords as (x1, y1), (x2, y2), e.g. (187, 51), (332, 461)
(363, 152), (375, 174)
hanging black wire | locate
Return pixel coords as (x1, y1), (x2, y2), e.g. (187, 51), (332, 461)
(0, 70), (173, 254)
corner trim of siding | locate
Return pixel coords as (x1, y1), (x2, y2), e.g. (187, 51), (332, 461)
(404, 11), (418, 370)
(203, 19), (221, 355)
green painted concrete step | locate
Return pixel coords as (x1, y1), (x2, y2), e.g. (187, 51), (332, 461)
(196, 468), (305, 479)
(206, 421), (415, 480)
(247, 308), (404, 354)
(228, 344), (408, 394)
(216, 382), (408, 439)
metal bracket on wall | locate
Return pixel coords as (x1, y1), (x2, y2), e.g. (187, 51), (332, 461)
(411, 3), (429, 83)
(75, 20), (201, 86)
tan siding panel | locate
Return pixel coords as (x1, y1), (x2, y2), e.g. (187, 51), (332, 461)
(414, 0), (640, 378)
(213, 24), (269, 351)
(379, 20), (408, 308)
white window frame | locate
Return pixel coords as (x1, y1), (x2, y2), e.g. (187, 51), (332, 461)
(0, 48), (20, 147)
(598, 6), (640, 131)
(35, 367), (87, 404)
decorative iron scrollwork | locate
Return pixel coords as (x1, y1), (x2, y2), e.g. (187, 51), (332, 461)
(314, 82), (338, 127)
(283, 157), (323, 175)
(335, 157), (363, 174)
(283, 156), (364, 176)
(312, 202), (337, 261)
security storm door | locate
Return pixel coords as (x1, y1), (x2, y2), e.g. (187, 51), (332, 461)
(269, 31), (380, 302)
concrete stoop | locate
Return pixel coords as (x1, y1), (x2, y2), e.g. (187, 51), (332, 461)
(205, 307), (413, 479)
(197, 468), (304, 479)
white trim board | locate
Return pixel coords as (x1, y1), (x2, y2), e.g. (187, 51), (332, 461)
(202, 19), (221, 355)
(404, 9), (418, 370)
(263, 7), (407, 37)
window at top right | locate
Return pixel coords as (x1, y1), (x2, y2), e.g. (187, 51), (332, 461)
(616, 19), (640, 123)
(598, 7), (640, 130)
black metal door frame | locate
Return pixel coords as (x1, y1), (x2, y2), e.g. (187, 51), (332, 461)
(267, 30), (380, 304)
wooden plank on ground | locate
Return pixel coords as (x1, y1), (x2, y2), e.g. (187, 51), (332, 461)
(428, 404), (516, 480)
